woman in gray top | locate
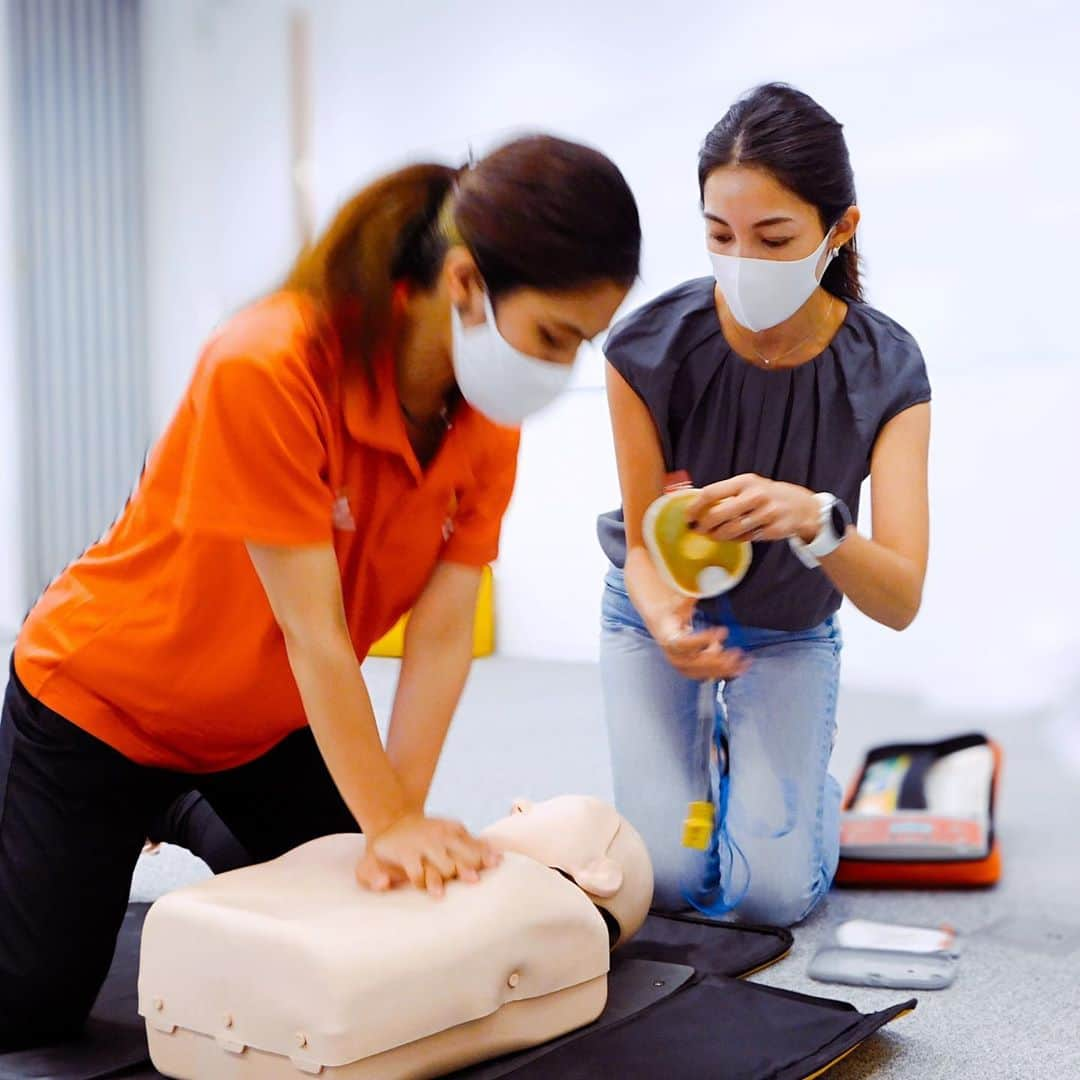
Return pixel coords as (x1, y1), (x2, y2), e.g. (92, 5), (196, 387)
(598, 84), (931, 926)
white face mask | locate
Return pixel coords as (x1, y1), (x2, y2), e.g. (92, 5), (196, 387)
(451, 292), (575, 427)
(709, 230), (837, 332)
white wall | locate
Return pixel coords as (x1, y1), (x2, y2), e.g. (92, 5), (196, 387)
(141, 0), (303, 428)
(140, 0), (1080, 713)
(0, 11), (24, 634)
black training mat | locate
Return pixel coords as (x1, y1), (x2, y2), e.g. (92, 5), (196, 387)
(472, 974), (916, 1080)
(622, 910), (794, 978)
(453, 913), (912, 1080)
(1, 904), (911, 1080)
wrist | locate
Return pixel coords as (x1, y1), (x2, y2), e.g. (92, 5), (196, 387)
(400, 781), (429, 817)
(644, 590), (685, 635)
(796, 491), (822, 544)
(363, 796), (413, 840)
(788, 493), (852, 569)
(626, 549), (676, 627)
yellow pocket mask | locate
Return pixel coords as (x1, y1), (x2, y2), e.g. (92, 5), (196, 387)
(642, 489), (752, 599)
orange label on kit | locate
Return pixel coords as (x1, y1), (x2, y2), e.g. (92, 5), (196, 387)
(840, 815), (986, 849)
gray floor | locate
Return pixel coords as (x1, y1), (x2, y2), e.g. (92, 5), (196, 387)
(132, 657), (1080, 1079)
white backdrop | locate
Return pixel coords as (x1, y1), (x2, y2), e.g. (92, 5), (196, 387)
(139, 0), (1080, 712)
(0, 14), (24, 635)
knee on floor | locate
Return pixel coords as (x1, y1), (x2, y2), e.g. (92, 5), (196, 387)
(730, 864), (828, 928)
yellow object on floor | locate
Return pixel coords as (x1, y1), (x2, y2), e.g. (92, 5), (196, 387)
(368, 565), (495, 658)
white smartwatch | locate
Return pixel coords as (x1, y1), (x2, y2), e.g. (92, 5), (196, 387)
(788, 493), (852, 569)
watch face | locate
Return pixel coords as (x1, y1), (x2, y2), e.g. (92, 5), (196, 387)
(831, 499), (852, 536)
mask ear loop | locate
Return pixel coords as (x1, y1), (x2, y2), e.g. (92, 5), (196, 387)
(818, 228), (840, 281)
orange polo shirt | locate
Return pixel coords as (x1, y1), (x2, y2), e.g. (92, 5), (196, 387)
(14, 292), (520, 772)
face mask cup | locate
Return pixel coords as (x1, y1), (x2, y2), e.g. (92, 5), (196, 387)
(450, 290), (576, 427)
(709, 228), (837, 333)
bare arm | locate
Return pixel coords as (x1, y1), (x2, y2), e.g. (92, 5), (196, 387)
(689, 403), (931, 631)
(818, 403), (930, 630)
(245, 541), (410, 835)
(245, 542), (495, 896)
(606, 363), (748, 680)
(386, 562), (482, 810)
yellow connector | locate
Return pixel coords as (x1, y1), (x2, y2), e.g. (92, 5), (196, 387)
(682, 800), (716, 851)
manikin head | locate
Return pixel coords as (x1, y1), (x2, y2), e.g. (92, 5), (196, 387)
(482, 795), (654, 948)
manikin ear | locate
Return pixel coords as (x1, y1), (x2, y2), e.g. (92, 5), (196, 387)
(511, 797), (534, 816)
(571, 856), (623, 898)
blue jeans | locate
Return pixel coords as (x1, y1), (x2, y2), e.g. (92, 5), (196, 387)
(600, 567), (843, 927)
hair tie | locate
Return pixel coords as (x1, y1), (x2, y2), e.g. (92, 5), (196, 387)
(437, 189), (464, 246)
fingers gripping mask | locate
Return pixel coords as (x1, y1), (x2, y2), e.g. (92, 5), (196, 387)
(642, 485), (752, 599)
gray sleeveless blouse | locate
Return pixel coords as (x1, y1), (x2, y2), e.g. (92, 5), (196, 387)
(597, 277), (931, 631)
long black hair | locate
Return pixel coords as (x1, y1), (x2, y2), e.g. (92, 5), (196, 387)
(699, 83), (862, 303)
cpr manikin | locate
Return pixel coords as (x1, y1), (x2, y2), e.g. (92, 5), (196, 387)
(139, 796), (653, 1079)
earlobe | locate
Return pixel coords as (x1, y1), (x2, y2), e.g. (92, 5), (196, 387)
(837, 206), (861, 246)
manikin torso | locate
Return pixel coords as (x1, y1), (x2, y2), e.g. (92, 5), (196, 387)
(139, 796), (653, 1080)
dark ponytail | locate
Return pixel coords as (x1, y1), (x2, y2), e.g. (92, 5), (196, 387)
(698, 83), (863, 303)
(287, 135), (641, 375)
(285, 163), (461, 374)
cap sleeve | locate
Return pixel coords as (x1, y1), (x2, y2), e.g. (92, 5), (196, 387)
(877, 330), (932, 436)
(174, 345), (334, 545)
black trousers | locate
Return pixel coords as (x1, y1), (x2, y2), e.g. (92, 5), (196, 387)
(0, 663), (358, 1050)
(146, 790), (252, 874)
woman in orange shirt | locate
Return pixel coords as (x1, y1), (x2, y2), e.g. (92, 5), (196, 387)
(0, 135), (641, 1049)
